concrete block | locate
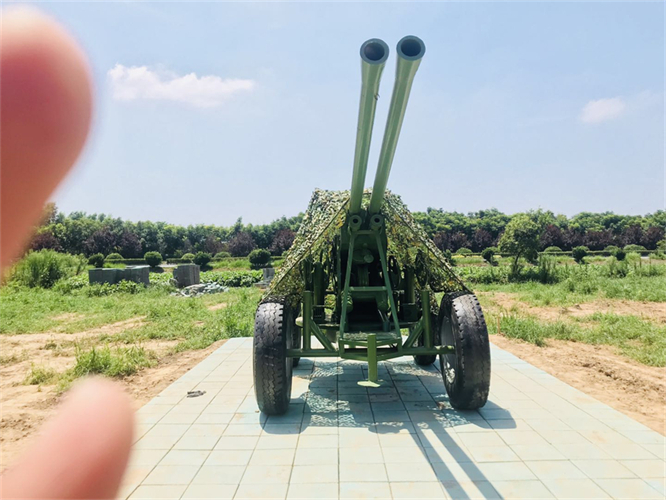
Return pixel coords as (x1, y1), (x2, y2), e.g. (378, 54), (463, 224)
(88, 266), (150, 285)
(173, 264), (200, 288)
(89, 268), (121, 285)
(124, 266), (150, 285)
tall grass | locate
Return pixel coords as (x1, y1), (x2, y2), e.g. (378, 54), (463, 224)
(10, 250), (87, 288)
(488, 311), (666, 366)
(72, 345), (156, 377)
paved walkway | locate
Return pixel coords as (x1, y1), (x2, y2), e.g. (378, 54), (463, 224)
(120, 338), (665, 499)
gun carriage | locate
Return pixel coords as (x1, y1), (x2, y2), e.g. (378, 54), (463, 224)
(253, 36), (491, 415)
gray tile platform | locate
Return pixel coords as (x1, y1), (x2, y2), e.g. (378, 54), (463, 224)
(120, 338), (666, 499)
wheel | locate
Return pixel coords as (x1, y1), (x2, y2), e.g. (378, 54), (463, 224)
(253, 301), (294, 415)
(413, 323), (437, 366)
(438, 292), (490, 409)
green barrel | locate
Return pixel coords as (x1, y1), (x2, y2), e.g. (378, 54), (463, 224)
(349, 38), (389, 215)
(368, 36), (426, 214)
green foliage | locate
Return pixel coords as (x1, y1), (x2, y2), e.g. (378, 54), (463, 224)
(181, 253), (195, 262)
(24, 365), (58, 385)
(572, 246), (588, 264)
(144, 251), (162, 267)
(200, 270), (262, 287)
(441, 249), (455, 266)
(193, 252), (212, 267)
(84, 280), (145, 297)
(88, 253), (105, 268)
(613, 248), (626, 261)
(543, 246), (562, 253)
(214, 252), (231, 260)
(72, 346), (156, 378)
(536, 255), (558, 284)
(481, 247), (496, 265)
(488, 312), (665, 366)
(105, 252), (123, 261)
(604, 245), (620, 253)
(248, 249), (271, 269)
(624, 244), (647, 254)
(455, 248), (472, 256)
(11, 250), (86, 288)
(499, 213), (544, 275)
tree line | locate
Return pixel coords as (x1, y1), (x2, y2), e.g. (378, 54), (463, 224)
(29, 203), (665, 258)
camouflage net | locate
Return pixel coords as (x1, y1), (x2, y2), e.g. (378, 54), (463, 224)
(264, 189), (468, 308)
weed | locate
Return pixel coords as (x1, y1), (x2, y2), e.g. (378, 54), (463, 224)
(24, 365), (58, 385)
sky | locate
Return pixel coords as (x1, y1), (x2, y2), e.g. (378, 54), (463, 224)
(25, 1), (666, 226)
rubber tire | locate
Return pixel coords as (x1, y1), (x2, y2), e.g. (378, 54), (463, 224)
(438, 292), (491, 410)
(253, 302), (294, 415)
(413, 323), (437, 366)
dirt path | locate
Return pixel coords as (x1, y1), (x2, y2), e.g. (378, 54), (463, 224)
(0, 339), (226, 471)
(490, 334), (666, 434)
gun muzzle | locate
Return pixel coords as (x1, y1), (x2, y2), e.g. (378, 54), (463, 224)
(368, 36), (425, 214)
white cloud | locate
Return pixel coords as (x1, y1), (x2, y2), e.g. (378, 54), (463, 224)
(579, 97), (626, 124)
(107, 64), (255, 108)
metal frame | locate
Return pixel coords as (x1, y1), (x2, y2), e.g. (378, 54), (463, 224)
(287, 217), (454, 386)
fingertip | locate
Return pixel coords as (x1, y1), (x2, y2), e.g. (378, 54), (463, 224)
(1, 7), (92, 270)
(1, 378), (135, 499)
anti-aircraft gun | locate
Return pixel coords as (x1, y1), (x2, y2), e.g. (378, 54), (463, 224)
(254, 36), (491, 415)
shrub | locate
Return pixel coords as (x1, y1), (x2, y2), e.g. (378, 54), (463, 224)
(193, 252), (212, 267)
(181, 253), (195, 263)
(481, 247), (496, 265)
(105, 252), (123, 262)
(11, 250), (87, 288)
(442, 249), (455, 266)
(604, 245), (620, 254)
(613, 248), (626, 261)
(144, 251), (162, 267)
(88, 253), (105, 268)
(624, 244), (647, 255)
(572, 246), (588, 264)
(543, 246), (562, 253)
(248, 249), (271, 269)
(214, 252), (231, 260)
(537, 255), (558, 284)
(455, 248), (472, 256)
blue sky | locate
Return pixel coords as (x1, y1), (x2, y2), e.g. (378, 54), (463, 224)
(32, 2), (665, 226)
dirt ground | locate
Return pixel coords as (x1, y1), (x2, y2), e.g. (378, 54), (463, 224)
(484, 291), (666, 324)
(0, 313), (227, 470)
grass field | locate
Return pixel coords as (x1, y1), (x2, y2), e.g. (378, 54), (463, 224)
(1, 252), (664, 393)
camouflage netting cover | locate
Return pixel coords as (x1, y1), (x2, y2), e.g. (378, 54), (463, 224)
(264, 189), (468, 308)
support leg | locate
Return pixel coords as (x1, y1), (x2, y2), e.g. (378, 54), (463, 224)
(358, 333), (381, 388)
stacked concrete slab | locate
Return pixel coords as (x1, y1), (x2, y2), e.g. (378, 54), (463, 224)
(173, 264), (200, 288)
(88, 266), (150, 285)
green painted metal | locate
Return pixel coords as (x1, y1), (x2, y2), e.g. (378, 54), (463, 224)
(302, 291), (312, 351)
(278, 36), (460, 386)
(421, 289), (433, 348)
(358, 333), (380, 387)
(349, 39), (389, 215)
(369, 36), (426, 214)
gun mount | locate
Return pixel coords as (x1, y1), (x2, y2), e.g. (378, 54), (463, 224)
(253, 37), (491, 415)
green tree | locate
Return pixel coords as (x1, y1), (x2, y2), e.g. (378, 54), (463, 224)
(498, 214), (543, 275)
